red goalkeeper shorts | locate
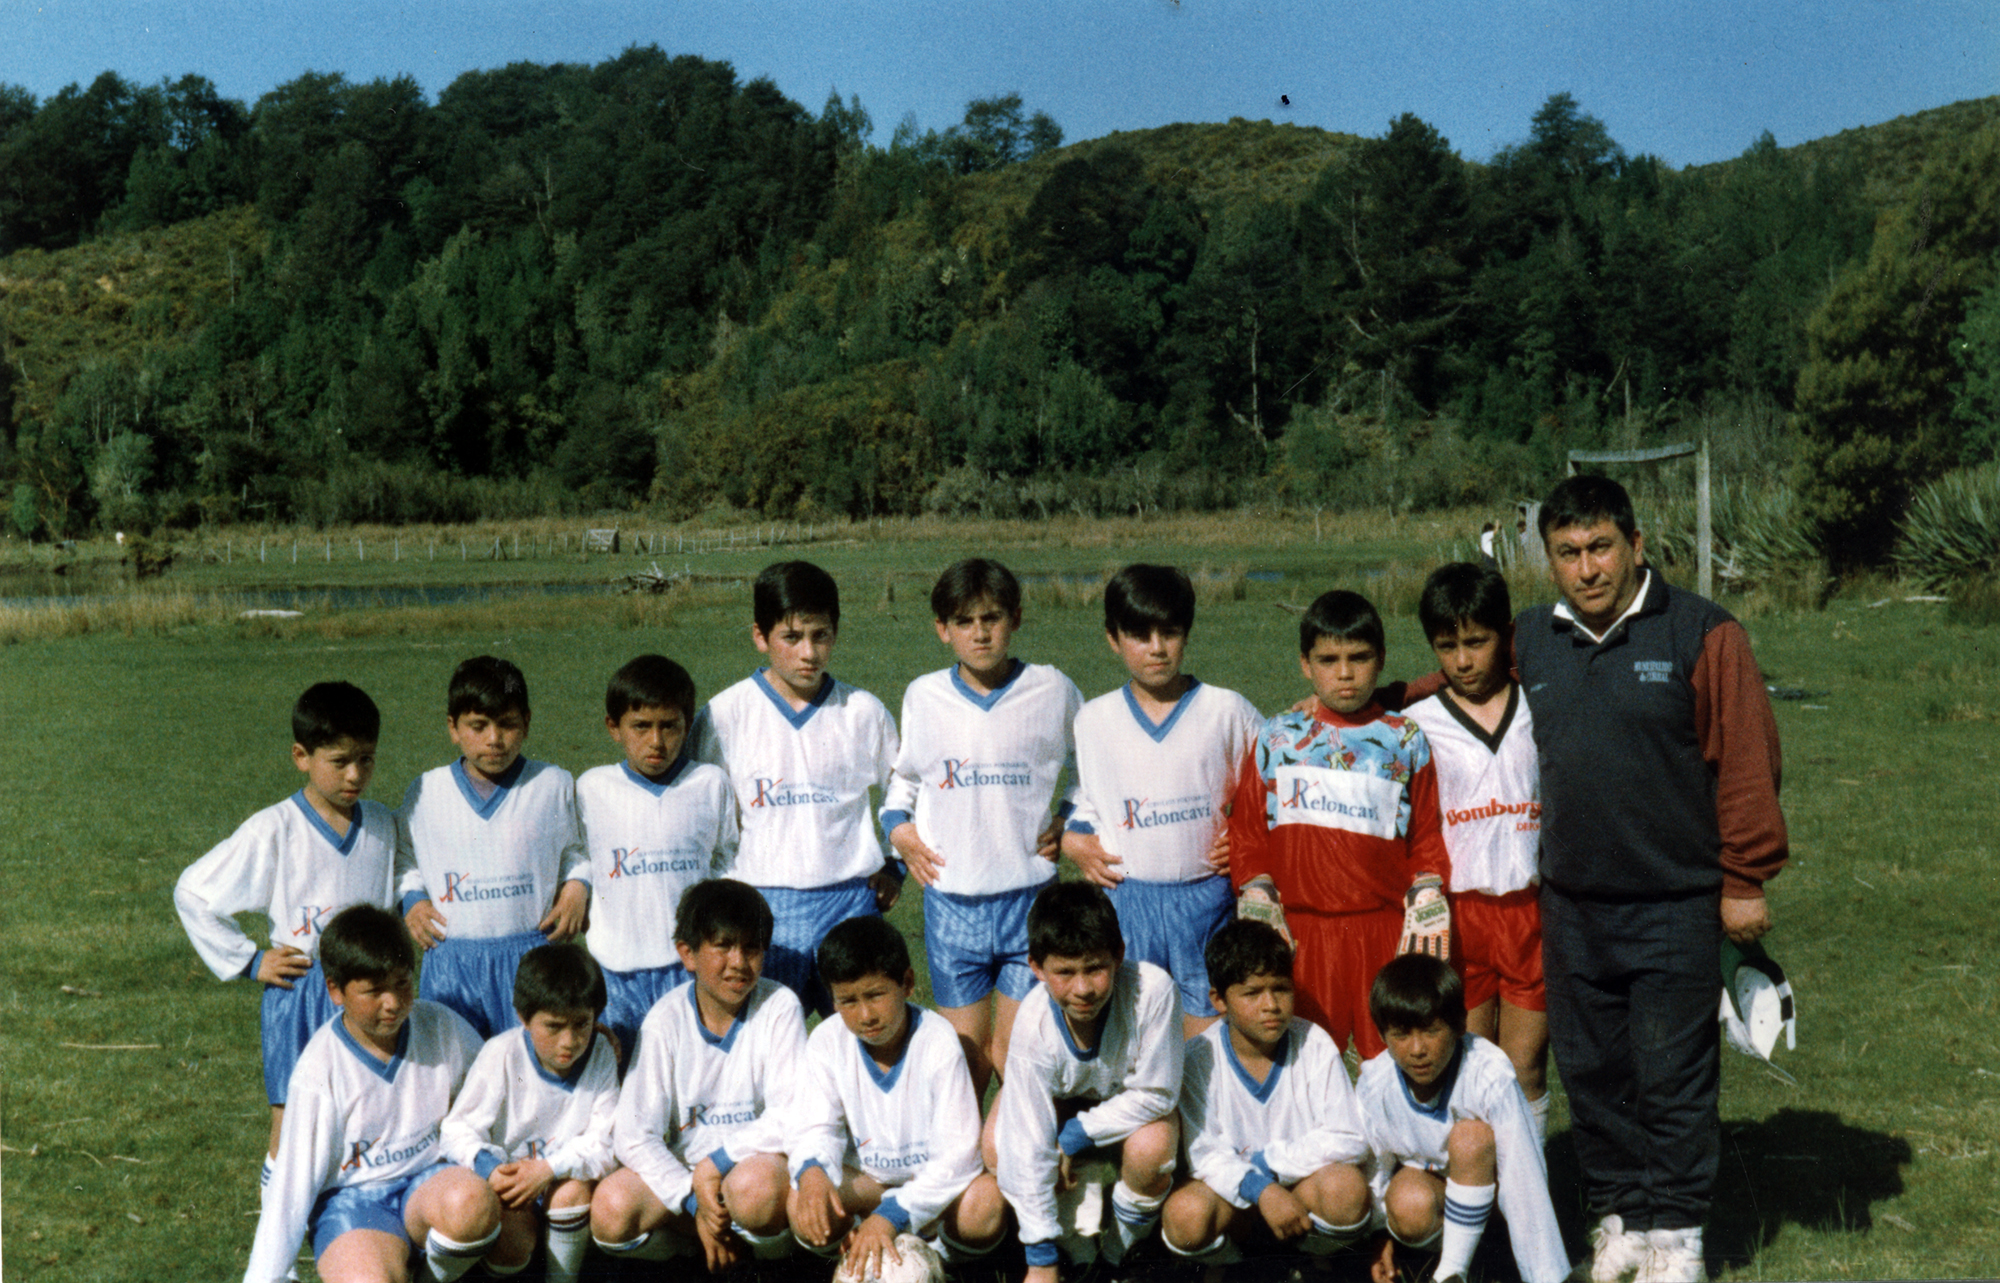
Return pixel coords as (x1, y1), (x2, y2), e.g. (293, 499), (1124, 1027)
(1288, 904), (1402, 1059)
(1452, 886), (1545, 1012)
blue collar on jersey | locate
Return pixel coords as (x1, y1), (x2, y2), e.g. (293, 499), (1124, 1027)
(752, 668), (833, 729)
(948, 658), (1026, 710)
(1220, 1022), (1291, 1103)
(687, 980), (748, 1050)
(1048, 991), (1110, 1061)
(290, 790), (363, 855)
(333, 1010), (411, 1083)
(1120, 678), (1202, 743)
(1394, 1034), (1468, 1121)
(520, 1025), (595, 1090)
(857, 1005), (923, 1093)
(451, 756), (527, 818)
(621, 753), (690, 795)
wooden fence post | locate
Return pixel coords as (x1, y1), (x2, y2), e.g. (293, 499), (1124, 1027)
(1697, 436), (1713, 599)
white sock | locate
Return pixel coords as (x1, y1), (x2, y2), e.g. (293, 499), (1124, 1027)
(259, 1154), (276, 1202)
(1103, 1180), (1166, 1263)
(733, 1221), (794, 1260)
(1528, 1090), (1551, 1141)
(1163, 1231), (1241, 1265)
(1436, 1180), (1496, 1279)
(1303, 1211), (1371, 1256)
(545, 1205), (592, 1283)
(424, 1225), (499, 1282)
(594, 1229), (677, 1262)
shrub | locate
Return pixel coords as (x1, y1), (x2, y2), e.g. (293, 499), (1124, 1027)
(1895, 463), (2000, 591)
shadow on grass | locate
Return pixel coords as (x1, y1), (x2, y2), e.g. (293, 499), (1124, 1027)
(1544, 1109), (1913, 1278)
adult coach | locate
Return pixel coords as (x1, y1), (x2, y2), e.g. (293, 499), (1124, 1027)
(1524, 475), (1786, 1283)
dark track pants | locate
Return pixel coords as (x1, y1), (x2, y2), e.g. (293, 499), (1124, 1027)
(1541, 884), (1720, 1232)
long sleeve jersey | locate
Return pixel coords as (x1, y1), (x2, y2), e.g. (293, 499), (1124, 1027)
(245, 1001), (482, 1283)
(576, 758), (738, 972)
(996, 961), (1183, 1251)
(785, 1006), (984, 1234)
(1180, 1017), (1370, 1209)
(1404, 687), (1540, 897)
(395, 759), (589, 937)
(879, 661), (1081, 896)
(439, 1026), (619, 1182)
(1226, 703), (1449, 913)
(690, 671), (898, 890)
(1356, 1035), (1568, 1283)
(612, 978), (806, 1212)
(1066, 680), (1263, 883)
(176, 793), (399, 980)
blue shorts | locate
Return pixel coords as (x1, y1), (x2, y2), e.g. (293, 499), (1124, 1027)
(1108, 875), (1234, 1016)
(308, 1160), (453, 1260)
(760, 878), (879, 1016)
(418, 930), (545, 1038)
(261, 957), (338, 1105)
(603, 962), (688, 1060)
(924, 883), (1040, 1010)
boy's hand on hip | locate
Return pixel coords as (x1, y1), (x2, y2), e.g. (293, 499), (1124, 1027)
(889, 823), (944, 887)
(257, 945), (311, 988)
(539, 880), (590, 941)
(1061, 831), (1124, 887)
(405, 900), (447, 950)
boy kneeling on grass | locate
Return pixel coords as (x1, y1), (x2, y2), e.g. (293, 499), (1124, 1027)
(1359, 954), (1567, 1283)
(245, 904), (494, 1283)
(439, 943), (618, 1283)
(1164, 919), (1373, 1274)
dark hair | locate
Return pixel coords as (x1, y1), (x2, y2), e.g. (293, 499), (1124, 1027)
(1299, 589), (1385, 658)
(1204, 919), (1295, 994)
(674, 879), (775, 951)
(1027, 881), (1125, 963)
(1538, 474), (1638, 542)
(449, 655), (530, 721)
(753, 561), (841, 634)
(292, 681), (381, 752)
(513, 942), (607, 1020)
(817, 915), (913, 988)
(931, 558), (1022, 621)
(606, 654), (697, 723)
(1417, 562), (1514, 640)
(1103, 564), (1195, 638)
(1368, 953), (1467, 1038)
(320, 904), (417, 986)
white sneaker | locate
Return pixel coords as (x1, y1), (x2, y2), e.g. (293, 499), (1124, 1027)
(1633, 1227), (1706, 1283)
(1589, 1214), (1650, 1283)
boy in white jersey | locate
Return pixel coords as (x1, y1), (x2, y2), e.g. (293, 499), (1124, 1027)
(175, 681), (400, 1171)
(591, 879), (803, 1271)
(787, 915), (1004, 1278)
(883, 557), (1080, 1092)
(1064, 564), (1261, 1039)
(441, 944), (618, 1283)
(690, 561), (900, 1015)
(397, 656), (590, 1038)
(245, 905), (499, 1283)
(995, 881), (1183, 1282)
(1164, 919), (1372, 1272)
(1358, 954), (1567, 1283)
(577, 654), (739, 1059)
(1403, 563), (1549, 1132)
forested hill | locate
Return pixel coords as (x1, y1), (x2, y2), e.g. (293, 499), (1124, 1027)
(2, 52), (1996, 567)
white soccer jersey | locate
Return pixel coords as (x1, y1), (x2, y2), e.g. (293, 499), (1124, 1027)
(690, 672), (898, 890)
(1181, 1017), (1369, 1209)
(613, 978), (806, 1211)
(997, 961), (1183, 1249)
(786, 1006), (983, 1233)
(1068, 681), (1262, 883)
(880, 662), (1082, 896)
(245, 1001), (482, 1283)
(176, 793), (400, 979)
(576, 759), (738, 972)
(1356, 1035), (1568, 1283)
(396, 759), (590, 938)
(1405, 688), (1540, 896)
(440, 1026), (619, 1182)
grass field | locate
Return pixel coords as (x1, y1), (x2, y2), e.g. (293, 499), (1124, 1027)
(2, 516), (1996, 1281)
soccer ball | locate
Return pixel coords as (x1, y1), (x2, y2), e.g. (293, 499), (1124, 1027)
(834, 1234), (945, 1283)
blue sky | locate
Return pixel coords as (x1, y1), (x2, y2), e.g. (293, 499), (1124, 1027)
(6, 0), (1996, 167)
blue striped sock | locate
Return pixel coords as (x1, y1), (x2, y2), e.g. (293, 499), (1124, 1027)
(1437, 1180), (1495, 1279)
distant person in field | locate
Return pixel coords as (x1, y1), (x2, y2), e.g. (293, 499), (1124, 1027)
(174, 681), (400, 1177)
(1478, 522), (1499, 567)
(396, 656), (591, 1039)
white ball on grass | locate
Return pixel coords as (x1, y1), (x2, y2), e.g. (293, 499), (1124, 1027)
(833, 1233), (945, 1283)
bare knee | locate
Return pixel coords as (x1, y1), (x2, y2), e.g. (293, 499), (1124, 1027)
(1384, 1169), (1442, 1241)
(1297, 1162), (1370, 1225)
(947, 1173), (1007, 1245)
(1162, 1180), (1225, 1250)
(1121, 1114), (1180, 1195)
(722, 1154), (790, 1230)
(1446, 1119), (1495, 1185)
(590, 1169), (652, 1242)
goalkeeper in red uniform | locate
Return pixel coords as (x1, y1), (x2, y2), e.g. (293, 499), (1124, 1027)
(1227, 590), (1451, 1059)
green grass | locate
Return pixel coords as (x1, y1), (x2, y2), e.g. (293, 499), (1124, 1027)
(1, 532), (1993, 1279)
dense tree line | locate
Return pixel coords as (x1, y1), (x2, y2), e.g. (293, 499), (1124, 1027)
(2, 53), (1995, 567)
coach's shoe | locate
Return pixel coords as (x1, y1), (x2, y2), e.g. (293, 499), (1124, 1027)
(1633, 1227), (1705, 1283)
(1588, 1214), (1649, 1283)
